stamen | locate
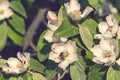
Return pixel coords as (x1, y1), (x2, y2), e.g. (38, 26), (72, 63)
(0, 9), (4, 15)
(103, 50), (112, 57)
(60, 51), (69, 60)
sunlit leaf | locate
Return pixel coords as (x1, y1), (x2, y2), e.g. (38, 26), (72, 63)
(79, 26), (93, 49)
(7, 27), (24, 46)
(29, 58), (45, 74)
(107, 65), (120, 80)
(10, 0), (27, 17)
(0, 22), (8, 51)
(8, 12), (26, 35)
(81, 18), (97, 36)
(55, 19), (79, 37)
(32, 72), (46, 80)
(70, 62), (86, 80)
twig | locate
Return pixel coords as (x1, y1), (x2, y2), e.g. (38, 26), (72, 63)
(23, 8), (48, 52)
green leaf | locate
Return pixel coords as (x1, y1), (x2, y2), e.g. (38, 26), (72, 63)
(88, 0), (101, 10)
(88, 64), (105, 80)
(31, 72), (46, 80)
(55, 19), (79, 37)
(37, 30), (51, 62)
(9, 77), (17, 80)
(8, 27), (24, 46)
(74, 36), (86, 49)
(81, 18), (97, 36)
(8, 12), (26, 35)
(23, 73), (32, 80)
(29, 58), (45, 74)
(70, 62), (86, 80)
(0, 22), (8, 51)
(58, 6), (64, 23)
(86, 50), (94, 60)
(45, 60), (57, 80)
(10, 0), (27, 17)
(78, 55), (86, 68)
(17, 77), (23, 80)
(107, 65), (120, 80)
(79, 26), (93, 49)
(0, 59), (7, 67)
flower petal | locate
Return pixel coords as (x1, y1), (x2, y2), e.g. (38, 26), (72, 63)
(98, 22), (109, 34)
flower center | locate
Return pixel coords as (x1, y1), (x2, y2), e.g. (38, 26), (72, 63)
(17, 61), (24, 68)
(60, 51), (69, 60)
(0, 9), (4, 15)
(103, 50), (112, 57)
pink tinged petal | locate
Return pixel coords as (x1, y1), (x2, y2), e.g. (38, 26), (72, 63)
(92, 57), (104, 64)
(98, 8), (103, 16)
(47, 21), (60, 31)
(106, 14), (118, 26)
(111, 25), (118, 37)
(98, 22), (109, 34)
(117, 27), (120, 39)
(109, 4), (118, 14)
(100, 39), (111, 51)
(60, 37), (68, 42)
(103, 31), (113, 39)
(49, 52), (61, 63)
(0, 1), (10, 10)
(51, 43), (65, 54)
(58, 60), (70, 70)
(81, 6), (93, 18)
(7, 58), (20, 68)
(44, 30), (58, 42)
(90, 45), (103, 57)
(110, 39), (119, 56)
(47, 11), (58, 22)
(116, 58), (120, 66)
(4, 9), (13, 18)
(70, 0), (80, 12)
(94, 34), (103, 39)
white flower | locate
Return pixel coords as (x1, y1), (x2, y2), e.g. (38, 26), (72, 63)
(49, 40), (78, 70)
(2, 52), (30, 74)
(64, 0), (93, 20)
(90, 39), (118, 66)
(94, 14), (119, 39)
(44, 11), (67, 43)
(0, 1), (13, 20)
(116, 58), (120, 66)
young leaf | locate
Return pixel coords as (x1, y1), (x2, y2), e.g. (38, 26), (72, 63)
(81, 18), (97, 36)
(29, 58), (45, 74)
(8, 12), (26, 35)
(31, 72), (46, 80)
(70, 62), (86, 80)
(79, 26), (93, 49)
(10, 0), (27, 17)
(55, 19), (79, 37)
(7, 27), (24, 46)
(107, 65), (120, 80)
(23, 73), (32, 80)
(0, 22), (8, 51)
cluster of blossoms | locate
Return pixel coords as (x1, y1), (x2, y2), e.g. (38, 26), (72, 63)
(0, 1), (13, 20)
(2, 52), (30, 74)
(90, 14), (120, 66)
(44, 0), (94, 70)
